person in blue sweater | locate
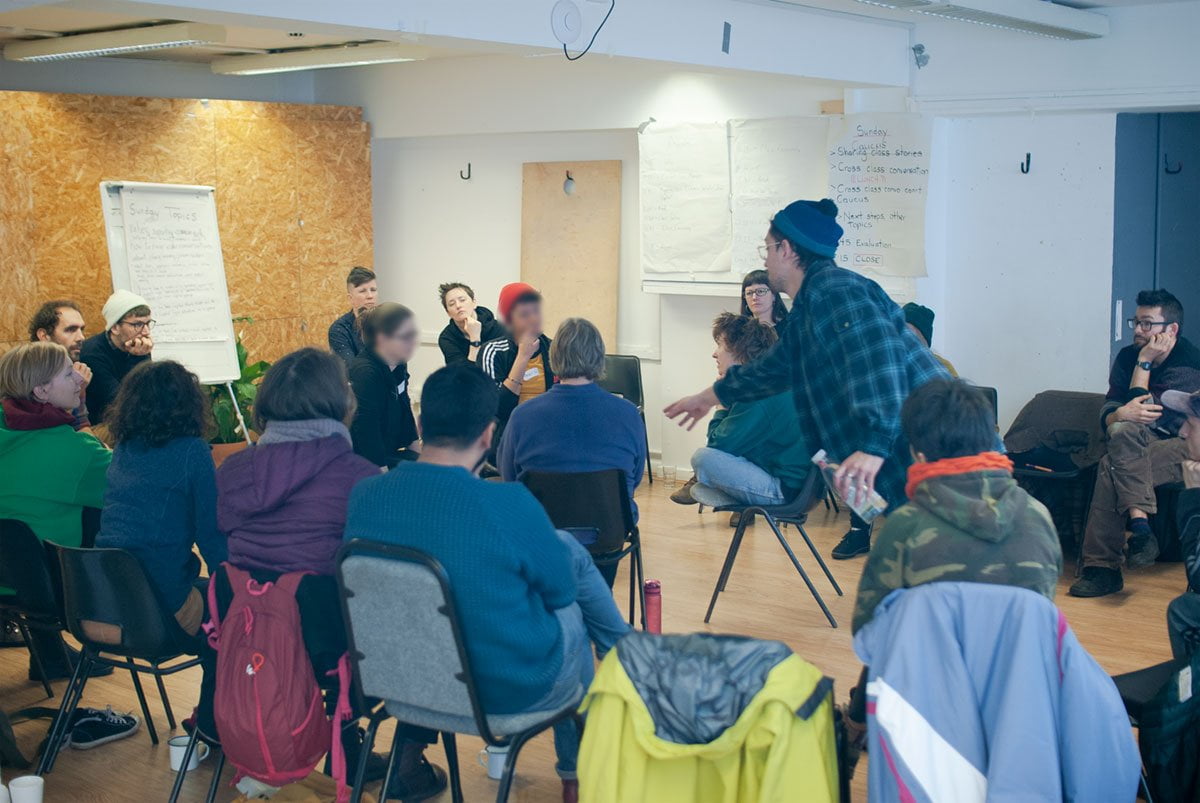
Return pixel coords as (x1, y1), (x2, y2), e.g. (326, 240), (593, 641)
(345, 363), (630, 803)
(97, 360), (226, 636)
(499, 317), (646, 524)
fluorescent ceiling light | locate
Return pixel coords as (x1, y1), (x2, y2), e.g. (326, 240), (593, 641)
(913, 0), (1108, 39)
(211, 42), (420, 76)
(850, 0), (938, 8)
(4, 22), (225, 62)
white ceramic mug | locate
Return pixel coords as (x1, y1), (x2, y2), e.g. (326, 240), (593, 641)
(476, 745), (509, 780)
(0, 781), (11, 803)
(7, 776), (43, 803)
(168, 735), (209, 772)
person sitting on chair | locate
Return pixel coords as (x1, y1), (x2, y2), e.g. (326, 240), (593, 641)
(327, 267), (378, 365)
(348, 303), (421, 469)
(478, 282), (554, 439)
(1070, 289), (1200, 598)
(437, 282), (506, 365)
(672, 314), (809, 517)
(29, 299), (92, 429)
(1162, 389), (1200, 659)
(499, 317), (645, 525)
(345, 363), (631, 803)
(902, 302), (958, 377)
(79, 290), (154, 424)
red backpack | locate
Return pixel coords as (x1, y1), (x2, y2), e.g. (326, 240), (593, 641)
(206, 565), (351, 800)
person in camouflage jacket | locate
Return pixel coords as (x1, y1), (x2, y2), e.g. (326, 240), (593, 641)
(852, 379), (1063, 633)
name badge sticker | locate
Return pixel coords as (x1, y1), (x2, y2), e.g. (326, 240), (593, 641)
(523, 367), (541, 382)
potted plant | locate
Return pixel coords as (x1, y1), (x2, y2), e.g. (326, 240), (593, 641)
(209, 319), (270, 467)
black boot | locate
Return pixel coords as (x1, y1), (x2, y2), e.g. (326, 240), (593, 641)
(384, 743), (448, 803)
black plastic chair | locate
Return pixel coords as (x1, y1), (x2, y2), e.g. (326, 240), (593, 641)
(0, 520), (70, 699)
(1112, 657), (1192, 803)
(521, 469), (646, 628)
(598, 354), (653, 485)
(704, 470), (843, 628)
(976, 385), (999, 430)
(337, 540), (582, 803)
(38, 545), (202, 774)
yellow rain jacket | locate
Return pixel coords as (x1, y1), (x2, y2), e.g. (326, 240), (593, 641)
(578, 634), (838, 803)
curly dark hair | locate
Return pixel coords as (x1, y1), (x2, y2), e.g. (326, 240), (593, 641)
(712, 312), (778, 364)
(107, 360), (211, 447)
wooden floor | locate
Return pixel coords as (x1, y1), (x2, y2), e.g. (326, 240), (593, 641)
(0, 479), (1183, 802)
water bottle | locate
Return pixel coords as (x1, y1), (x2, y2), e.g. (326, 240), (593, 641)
(812, 449), (887, 523)
(644, 580), (662, 633)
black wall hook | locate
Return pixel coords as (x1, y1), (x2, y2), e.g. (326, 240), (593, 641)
(460, 163), (472, 180)
(1019, 153), (1031, 174)
(1164, 154), (1183, 175)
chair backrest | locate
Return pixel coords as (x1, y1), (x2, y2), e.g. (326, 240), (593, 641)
(770, 469), (829, 519)
(53, 544), (195, 660)
(597, 355), (644, 410)
(975, 385), (999, 429)
(0, 519), (63, 621)
(336, 540), (489, 736)
(521, 469), (633, 555)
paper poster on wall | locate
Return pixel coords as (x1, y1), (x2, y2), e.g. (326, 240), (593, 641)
(730, 117), (830, 275)
(639, 121), (731, 275)
(827, 114), (931, 278)
(120, 189), (229, 343)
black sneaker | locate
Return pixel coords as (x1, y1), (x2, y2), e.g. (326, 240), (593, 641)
(832, 528), (871, 560)
(1126, 528), (1160, 570)
(69, 706), (139, 750)
(29, 646), (114, 682)
(1068, 566), (1124, 598)
(384, 756), (448, 802)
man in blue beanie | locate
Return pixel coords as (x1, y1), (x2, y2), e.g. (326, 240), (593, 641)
(665, 199), (948, 558)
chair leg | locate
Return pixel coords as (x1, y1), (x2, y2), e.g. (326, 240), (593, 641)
(442, 732), (463, 803)
(38, 652), (91, 774)
(17, 621), (54, 699)
(126, 660), (158, 745)
(704, 514), (752, 624)
(381, 726), (402, 800)
(153, 668), (177, 730)
(795, 524), (844, 596)
(350, 714), (383, 803)
(627, 555), (636, 628)
(496, 727), (539, 803)
(642, 412), (653, 485)
(206, 750), (226, 803)
(635, 543), (647, 631)
(168, 727), (202, 803)
(767, 518), (837, 629)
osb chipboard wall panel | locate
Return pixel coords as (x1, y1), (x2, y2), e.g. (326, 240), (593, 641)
(0, 91), (371, 364)
(520, 160), (621, 348)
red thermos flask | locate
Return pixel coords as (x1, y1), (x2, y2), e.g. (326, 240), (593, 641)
(644, 580), (662, 633)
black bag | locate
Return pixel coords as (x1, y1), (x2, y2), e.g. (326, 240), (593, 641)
(1138, 652), (1200, 803)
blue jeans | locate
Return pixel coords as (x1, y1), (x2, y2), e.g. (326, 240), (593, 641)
(528, 530), (631, 779)
(691, 446), (788, 507)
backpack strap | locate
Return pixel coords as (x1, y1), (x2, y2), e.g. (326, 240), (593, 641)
(203, 562), (247, 649)
(328, 653), (353, 803)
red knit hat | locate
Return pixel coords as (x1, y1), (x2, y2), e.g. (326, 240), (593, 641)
(497, 282), (541, 321)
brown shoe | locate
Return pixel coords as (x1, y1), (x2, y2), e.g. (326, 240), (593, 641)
(670, 476), (699, 505)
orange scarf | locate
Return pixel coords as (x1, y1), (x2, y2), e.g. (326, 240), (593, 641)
(905, 451), (1013, 500)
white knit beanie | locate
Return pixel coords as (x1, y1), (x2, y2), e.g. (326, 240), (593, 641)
(102, 289), (150, 330)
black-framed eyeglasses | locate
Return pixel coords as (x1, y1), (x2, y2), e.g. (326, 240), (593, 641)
(1126, 318), (1175, 331)
(756, 241), (782, 260)
(743, 287), (772, 300)
(121, 319), (155, 332)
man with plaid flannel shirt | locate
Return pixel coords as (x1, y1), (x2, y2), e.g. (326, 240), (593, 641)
(666, 198), (947, 558)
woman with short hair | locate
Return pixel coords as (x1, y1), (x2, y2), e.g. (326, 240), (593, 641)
(741, 269), (788, 329)
(98, 360), (225, 636)
(215, 347), (446, 798)
(499, 317), (646, 555)
(436, 281), (506, 365)
(349, 303), (421, 468)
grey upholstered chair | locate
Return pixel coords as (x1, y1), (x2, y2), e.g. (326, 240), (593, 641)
(336, 540), (583, 803)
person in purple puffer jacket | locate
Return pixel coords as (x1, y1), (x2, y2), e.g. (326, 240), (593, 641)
(211, 347), (447, 800)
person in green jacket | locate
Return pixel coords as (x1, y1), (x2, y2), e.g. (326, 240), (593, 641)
(672, 313), (809, 509)
(0, 341), (113, 682)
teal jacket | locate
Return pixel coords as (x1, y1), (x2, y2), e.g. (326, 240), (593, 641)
(707, 392), (809, 494)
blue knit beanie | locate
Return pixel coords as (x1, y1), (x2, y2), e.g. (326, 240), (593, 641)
(771, 198), (843, 258)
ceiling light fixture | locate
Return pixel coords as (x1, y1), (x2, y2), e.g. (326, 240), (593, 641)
(3, 22), (226, 62)
(910, 0), (1107, 40)
(211, 42), (422, 76)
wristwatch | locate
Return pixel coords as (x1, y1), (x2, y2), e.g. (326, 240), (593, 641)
(469, 340), (482, 347)
(1137, 360), (1153, 371)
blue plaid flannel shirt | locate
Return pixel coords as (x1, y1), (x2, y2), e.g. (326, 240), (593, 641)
(714, 260), (948, 510)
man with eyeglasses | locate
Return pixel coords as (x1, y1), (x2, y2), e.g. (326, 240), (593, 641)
(1071, 288), (1200, 598)
(79, 289), (154, 424)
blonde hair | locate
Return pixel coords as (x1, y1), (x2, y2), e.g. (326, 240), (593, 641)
(550, 318), (606, 381)
(0, 342), (70, 401)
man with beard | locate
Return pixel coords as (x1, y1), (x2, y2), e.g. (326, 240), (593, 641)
(29, 299), (92, 429)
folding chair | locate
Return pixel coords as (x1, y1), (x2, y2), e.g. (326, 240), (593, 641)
(704, 470), (843, 628)
(522, 469), (646, 628)
(598, 354), (654, 484)
(0, 520), (71, 700)
(337, 540), (582, 803)
(1111, 657), (1195, 803)
(39, 545), (202, 774)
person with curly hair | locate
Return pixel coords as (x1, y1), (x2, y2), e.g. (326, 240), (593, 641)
(96, 360), (226, 636)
